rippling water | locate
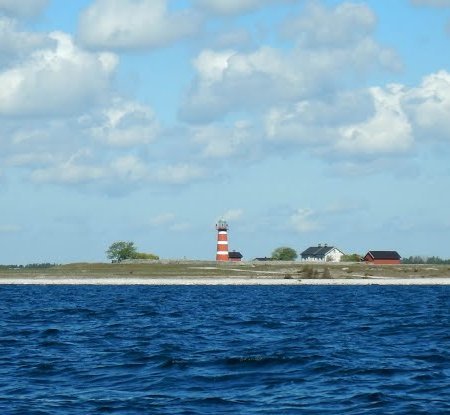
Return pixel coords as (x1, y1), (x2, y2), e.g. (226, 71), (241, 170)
(0, 285), (449, 414)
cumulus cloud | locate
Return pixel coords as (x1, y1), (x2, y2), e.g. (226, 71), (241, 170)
(194, 0), (290, 15)
(30, 153), (157, 186)
(86, 98), (160, 147)
(154, 163), (206, 185)
(147, 213), (191, 232)
(281, 2), (377, 47)
(191, 120), (257, 158)
(169, 222), (192, 232)
(262, 71), (450, 164)
(149, 213), (176, 227)
(337, 85), (413, 155)
(221, 209), (244, 221)
(78, 0), (201, 50)
(179, 2), (400, 123)
(0, 0), (48, 18)
(0, 32), (118, 117)
(265, 90), (375, 145)
(265, 85), (413, 159)
(6, 152), (55, 167)
(290, 209), (321, 233)
(209, 28), (254, 50)
(179, 47), (302, 122)
(403, 70), (450, 141)
(0, 17), (52, 66)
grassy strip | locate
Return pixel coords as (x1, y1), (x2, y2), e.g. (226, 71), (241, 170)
(0, 261), (450, 279)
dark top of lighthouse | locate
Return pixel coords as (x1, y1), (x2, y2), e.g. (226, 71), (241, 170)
(216, 219), (229, 231)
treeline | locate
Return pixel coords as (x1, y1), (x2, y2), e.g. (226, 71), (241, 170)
(0, 263), (58, 269)
(402, 256), (450, 265)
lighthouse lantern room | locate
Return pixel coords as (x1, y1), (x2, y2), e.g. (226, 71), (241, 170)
(216, 220), (229, 261)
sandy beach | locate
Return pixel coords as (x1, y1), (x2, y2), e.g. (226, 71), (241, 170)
(1, 276), (450, 285)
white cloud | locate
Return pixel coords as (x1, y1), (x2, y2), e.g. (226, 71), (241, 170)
(149, 213), (176, 227)
(0, 17), (52, 66)
(210, 28), (253, 50)
(0, 32), (118, 116)
(265, 90), (375, 144)
(179, 2), (400, 123)
(29, 150), (152, 185)
(403, 70), (450, 141)
(179, 47), (301, 122)
(191, 120), (256, 158)
(169, 222), (192, 232)
(337, 85), (413, 155)
(281, 2), (377, 47)
(265, 85), (413, 159)
(146, 213), (191, 232)
(221, 209), (244, 222)
(30, 150), (107, 184)
(194, 0), (290, 15)
(154, 163), (206, 184)
(6, 152), (55, 167)
(78, 0), (200, 50)
(87, 98), (160, 147)
(290, 209), (321, 233)
(25, 146), (206, 189)
(110, 155), (150, 182)
(0, 0), (48, 18)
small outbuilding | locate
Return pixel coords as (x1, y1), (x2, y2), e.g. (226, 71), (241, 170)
(228, 251), (243, 262)
(363, 251), (401, 265)
(300, 244), (344, 262)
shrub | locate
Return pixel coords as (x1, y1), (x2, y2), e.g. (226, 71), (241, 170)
(133, 252), (160, 260)
(271, 247), (298, 261)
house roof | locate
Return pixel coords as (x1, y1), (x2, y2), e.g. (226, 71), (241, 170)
(229, 251), (243, 259)
(366, 251), (401, 260)
(301, 246), (338, 257)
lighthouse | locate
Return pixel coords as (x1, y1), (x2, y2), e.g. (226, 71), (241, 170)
(216, 219), (229, 261)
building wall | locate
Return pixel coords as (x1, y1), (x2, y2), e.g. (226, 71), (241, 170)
(302, 248), (343, 262)
(364, 255), (400, 265)
(325, 248), (344, 262)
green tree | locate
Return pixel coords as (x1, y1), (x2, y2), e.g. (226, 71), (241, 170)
(271, 246), (298, 261)
(106, 241), (138, 262)
(341, 253), (362, 262)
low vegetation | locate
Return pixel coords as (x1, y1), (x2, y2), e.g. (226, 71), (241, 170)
(271, 247), (298, 261)
(106, 241), (159, 262)
(0, 261), (447, 280)
(341, 253), (362, 262)
(0, 263), (57, 270)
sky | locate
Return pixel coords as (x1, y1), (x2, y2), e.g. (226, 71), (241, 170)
(1, 0), (450, 264)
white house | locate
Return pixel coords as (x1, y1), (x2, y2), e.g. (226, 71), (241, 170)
(300, 244), (344, 262)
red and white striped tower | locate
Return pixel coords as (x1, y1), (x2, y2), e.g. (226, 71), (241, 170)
(216, 219), (229, 261)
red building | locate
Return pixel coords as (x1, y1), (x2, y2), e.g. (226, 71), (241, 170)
(229, 251), (243, 262)
(364, 251), (401, 265)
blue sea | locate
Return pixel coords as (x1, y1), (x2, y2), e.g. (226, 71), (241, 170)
(0, 285), (449, 414)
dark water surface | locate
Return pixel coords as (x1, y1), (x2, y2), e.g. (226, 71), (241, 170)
(0, 285), (449, 414)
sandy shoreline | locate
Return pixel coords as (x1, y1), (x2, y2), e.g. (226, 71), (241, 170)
(1, 276), (450, 285)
